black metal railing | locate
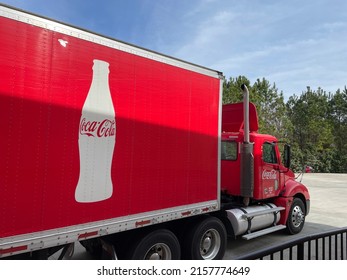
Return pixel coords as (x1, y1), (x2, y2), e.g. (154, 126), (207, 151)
(236, 227), (347, 260)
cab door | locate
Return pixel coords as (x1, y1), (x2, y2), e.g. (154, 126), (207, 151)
(261, 141), (281, 199)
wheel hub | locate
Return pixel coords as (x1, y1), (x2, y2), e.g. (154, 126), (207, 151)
(292, 205), (304, 227)
(202, 235), (212, 252)
(148, 252), (161, 260)
(199, 229), (221, 259)
(145, 244), (171, 260)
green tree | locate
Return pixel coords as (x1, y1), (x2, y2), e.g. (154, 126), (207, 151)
(223, 77), (292, 141)
(222, 75), (250, 104)
(286, 87), (333, 172)
(328, 87), (347, 172)
(223, 75), (347, 173)
(251, 78), (292, 140)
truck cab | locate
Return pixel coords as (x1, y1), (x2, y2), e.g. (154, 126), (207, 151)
(221, 132), (290, 200)
(220, 101), (310, 237)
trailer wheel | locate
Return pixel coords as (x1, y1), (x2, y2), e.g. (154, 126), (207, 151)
(128, 229), (180, 260)
(79, 239), (103, 258)
(286, 198), (306, 234)
(183, 216), (227, 260)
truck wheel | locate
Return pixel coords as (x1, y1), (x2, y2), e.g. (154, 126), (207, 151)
(79, 239), (103, 258)
(183, 216), (227, 260)
(286, 198), (306, 234)
(128, 229), (180, 260)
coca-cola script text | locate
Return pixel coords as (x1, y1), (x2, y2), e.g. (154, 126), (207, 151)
(262, 169), (277, 180)
(79, 118), (115, 137)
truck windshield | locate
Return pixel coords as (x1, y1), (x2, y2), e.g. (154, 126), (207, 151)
(221, 141), (237, 160)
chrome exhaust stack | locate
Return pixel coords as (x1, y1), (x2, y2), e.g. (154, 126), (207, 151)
(240, 84), (254, 206)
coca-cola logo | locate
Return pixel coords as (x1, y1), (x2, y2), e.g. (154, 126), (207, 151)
(79, 118), (115, 137)
(262, 169), (277, 180)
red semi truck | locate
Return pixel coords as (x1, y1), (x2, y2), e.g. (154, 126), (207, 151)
(0, 4), (310, 260)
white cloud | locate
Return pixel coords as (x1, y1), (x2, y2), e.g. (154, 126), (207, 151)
(173, 10), (236, 60)
(159, 1), (347, 97)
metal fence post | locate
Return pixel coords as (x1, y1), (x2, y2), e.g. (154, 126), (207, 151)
(297, 242), (304, 260)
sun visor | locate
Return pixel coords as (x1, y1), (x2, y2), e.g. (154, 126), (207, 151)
(222, 102), (259, 132)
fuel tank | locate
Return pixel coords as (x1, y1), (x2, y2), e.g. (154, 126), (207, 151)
(226, 203), (281, 236)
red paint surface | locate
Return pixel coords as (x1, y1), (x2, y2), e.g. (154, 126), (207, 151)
(0, 17), (220, 237)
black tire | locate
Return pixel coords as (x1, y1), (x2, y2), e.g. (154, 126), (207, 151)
(182, 216), (227, 260)
(286, 198), (306, 234)
(128, 229), (180, 260)
(79, 239), (103, 258)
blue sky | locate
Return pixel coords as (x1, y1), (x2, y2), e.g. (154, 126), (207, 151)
(2, 0), (347, 99)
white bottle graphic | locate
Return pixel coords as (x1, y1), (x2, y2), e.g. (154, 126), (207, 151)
(75, 59), (115, 203)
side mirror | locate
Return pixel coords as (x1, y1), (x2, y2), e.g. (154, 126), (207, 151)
(283, 144), (291, 168)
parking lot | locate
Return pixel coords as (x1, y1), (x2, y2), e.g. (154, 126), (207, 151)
(71, 173), (347, 260)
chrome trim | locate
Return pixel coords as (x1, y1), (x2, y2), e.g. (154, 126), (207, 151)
(0, 200), (218, 257)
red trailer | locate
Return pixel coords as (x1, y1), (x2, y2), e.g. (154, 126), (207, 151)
(0, 4), (309, 260)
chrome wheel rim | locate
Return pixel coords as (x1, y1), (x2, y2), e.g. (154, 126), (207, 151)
(291, 205), (305, 228)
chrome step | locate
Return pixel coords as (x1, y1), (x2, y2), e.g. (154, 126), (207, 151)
(242, 225), (286, 240)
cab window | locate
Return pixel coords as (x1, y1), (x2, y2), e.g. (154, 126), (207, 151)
(221, 141), (237, 160)
(262, 142), (278, 164)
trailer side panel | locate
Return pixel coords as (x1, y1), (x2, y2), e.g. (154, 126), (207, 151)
(0, 6), (221, 242)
